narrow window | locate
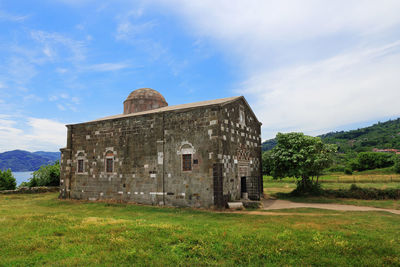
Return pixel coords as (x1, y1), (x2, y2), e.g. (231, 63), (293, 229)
(182, 154), (192, 171)
(106, 158), (113, 173)
(239, 107), (246, 126)
(105, 151), (114, 173)
(77, 159), (84, 173)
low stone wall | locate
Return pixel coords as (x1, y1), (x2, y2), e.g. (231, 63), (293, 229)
(0, 186), (59, 194)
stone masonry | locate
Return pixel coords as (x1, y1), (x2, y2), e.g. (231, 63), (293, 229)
(59, 88), (262, 208)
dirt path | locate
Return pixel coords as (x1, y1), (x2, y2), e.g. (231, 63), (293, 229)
(261, 199), (400, 215)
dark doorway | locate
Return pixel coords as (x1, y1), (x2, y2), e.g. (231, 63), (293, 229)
(213, 163), (224, 208)
(241, 177), (247, 193)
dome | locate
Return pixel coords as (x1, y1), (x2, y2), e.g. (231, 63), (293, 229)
(123, 88), (168, 114)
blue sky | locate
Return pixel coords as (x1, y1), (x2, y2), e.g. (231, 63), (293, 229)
(1, 0), (400, 152)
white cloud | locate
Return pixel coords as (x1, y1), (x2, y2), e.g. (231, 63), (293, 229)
(84, 62), (130, 72)
(6, 57), (38, 86)
(156, 0), (400, 42)
(0, 9), (29, 22)
(242, 41), (400, 138)
(152, 0), (400, 139)
(57, 104), (66, 111)
(55, 68), (68, 74)
(23, 94), (43, 102)
(116, 20), (157, 41)
(49, 93), (80, 111)
(0, 116), (66, 152)
(30, 30), (86, 62)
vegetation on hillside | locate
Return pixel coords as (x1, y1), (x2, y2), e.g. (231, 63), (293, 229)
(263, 118), (400, 153)
(0, 150), (60, 172)
(321, 118), (400, 153)
(0, 169), (16, 190)
(262, 118), (400, 175)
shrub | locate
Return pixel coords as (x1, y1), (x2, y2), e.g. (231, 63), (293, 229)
(344, 168), (353, 175)
(324, 184), (400, 200)
(394, 156), (400, 174)
(291, 179), (323, 196)
(0, 169), (17, 190)
(327, 165), (345, 172)
(28, 161), (60, 187)
(352, 152), (395, 171)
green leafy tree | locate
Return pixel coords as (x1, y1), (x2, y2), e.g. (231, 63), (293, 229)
(0, 169), (17, 190)
(269, 132), (336, 192)
(29, 160), (60, 187)
(262, 151), (273, 175)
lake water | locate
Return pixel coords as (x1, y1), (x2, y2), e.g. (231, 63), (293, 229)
(13, 172), (33, 186)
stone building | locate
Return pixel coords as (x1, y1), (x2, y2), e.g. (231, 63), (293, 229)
(59, 88), (262, 208)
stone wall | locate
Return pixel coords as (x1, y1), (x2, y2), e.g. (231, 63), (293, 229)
(0, 186), (59, 194)
(218, 98), (262, 201)
(59, 98), (262, 208)
(60, 105), (222, 208)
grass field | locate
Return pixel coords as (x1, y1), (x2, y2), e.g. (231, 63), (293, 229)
(0, 193), (400, 266)
(264, 171), (400, 210)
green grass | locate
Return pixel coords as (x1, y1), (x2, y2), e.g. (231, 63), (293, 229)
(1, 193), (400, 266)
(264, 174), (400, 210)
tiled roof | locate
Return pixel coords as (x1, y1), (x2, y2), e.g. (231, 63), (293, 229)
(87, 96), (242, 123)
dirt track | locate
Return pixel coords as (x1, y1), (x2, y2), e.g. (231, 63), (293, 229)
(261, 199), (400, 215)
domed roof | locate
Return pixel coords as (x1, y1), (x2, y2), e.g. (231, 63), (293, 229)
(123, 88), (168, 114)
(125, 88), (167, 103)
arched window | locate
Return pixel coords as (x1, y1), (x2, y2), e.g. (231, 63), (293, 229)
(178, 143), (196, 172)
(105, 151), (114, 173)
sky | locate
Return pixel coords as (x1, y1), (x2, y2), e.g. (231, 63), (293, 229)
(1, 0), (400, 152)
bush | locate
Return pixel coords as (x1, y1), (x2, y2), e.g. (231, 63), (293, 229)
(352, 152), (395, 171)
(344, 168), (353, 175)
(28, 161), (60, 187)
(327, 165), (345, 172)
(290, 179), (323, 196)
(324, 184), (400, 200)
(394, 156), (400, 174)
(0, 169), (17, 190)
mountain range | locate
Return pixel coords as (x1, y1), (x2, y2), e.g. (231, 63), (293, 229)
(0, 150), (60, 172)
(262, 118), (400, 153)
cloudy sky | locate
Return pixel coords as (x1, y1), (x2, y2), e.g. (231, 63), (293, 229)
(1, 0), (400, 152)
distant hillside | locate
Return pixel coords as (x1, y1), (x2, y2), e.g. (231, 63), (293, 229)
(321, 118), (400, 153)
(0, 150), (60, 172)
(262, 138), (277, 151)
(262, 118), (400, 152)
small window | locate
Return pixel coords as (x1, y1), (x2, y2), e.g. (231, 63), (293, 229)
(106, 158), (113, 173)
(182, 154), (192, 171)
(77, 159), (84, 173)
(239, 108), (245, 126)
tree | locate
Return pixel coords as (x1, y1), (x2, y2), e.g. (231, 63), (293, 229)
(262, 151), (273, 175)
(28, 160), (60, 187)
(0, 169), (17, 190)
(269, 132), (336, 192)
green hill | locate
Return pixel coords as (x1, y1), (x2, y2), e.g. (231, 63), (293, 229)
(0, 150), (60, 172)
(262, 118), (400, 153)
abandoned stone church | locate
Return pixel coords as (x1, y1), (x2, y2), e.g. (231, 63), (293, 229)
(59, 88), (262, 208)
